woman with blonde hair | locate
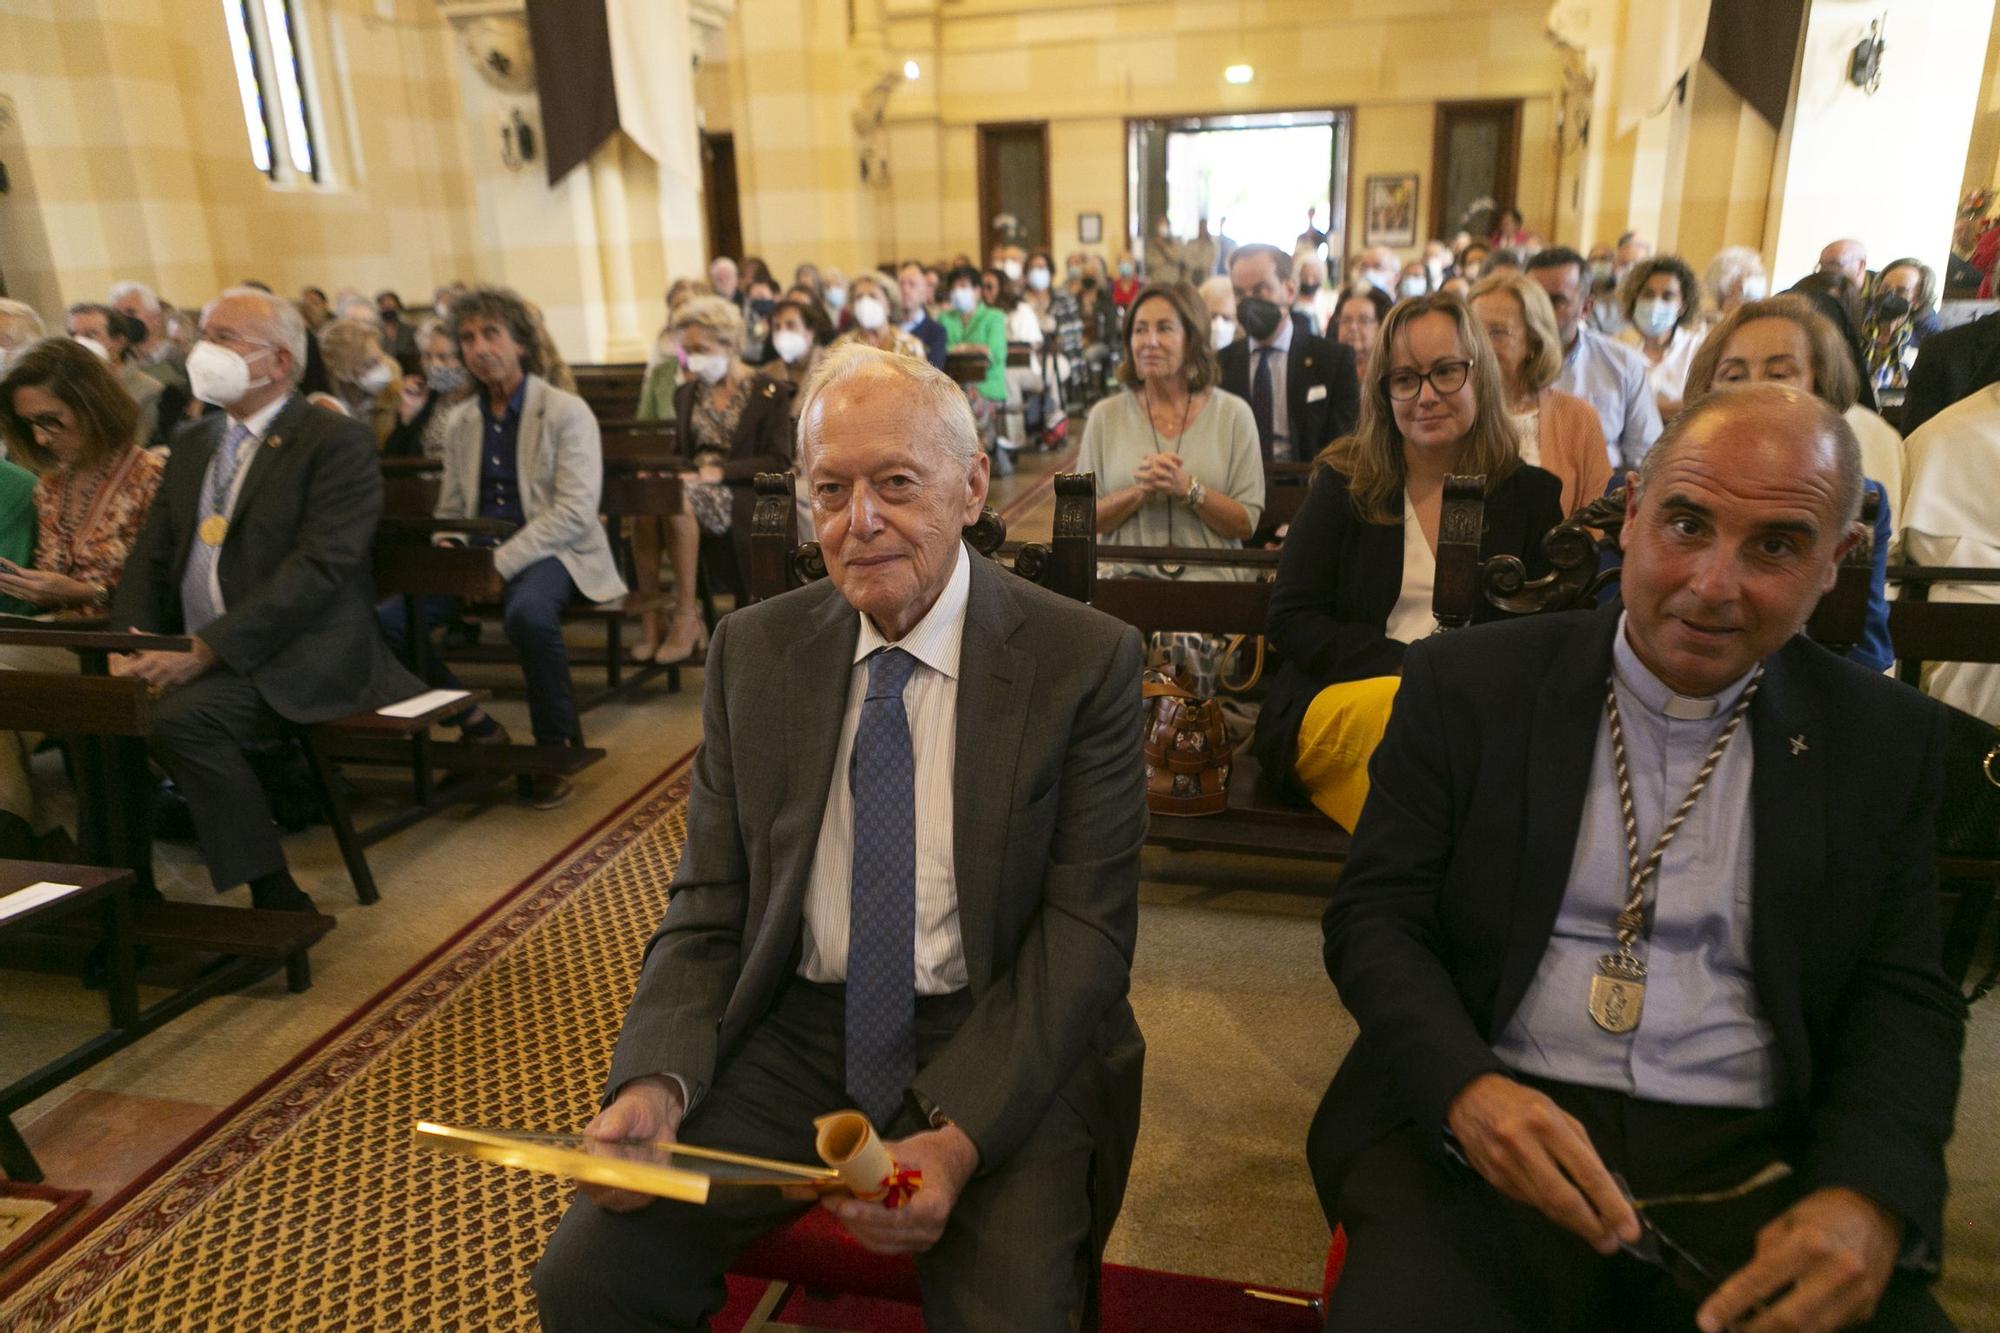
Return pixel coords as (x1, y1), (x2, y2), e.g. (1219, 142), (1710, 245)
(315, 316), (399, 444)
(1250, 295), (1562, 827)
(1468, 273), (1612, 514)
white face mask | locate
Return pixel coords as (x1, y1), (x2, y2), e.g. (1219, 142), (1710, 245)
(1027, 268), (1051, 292)
(1366, 268), (1397, 294)
(686, 352), (731, 385)
(824, 286), (847, 311)
(1738, 274), (1769, 302)
(1001, 259), (1024, 282)
(1589, 303), (1628, 336)
(75, 336), (112, 362)
(1211, 315), (1236, 350)
(1397, 276), (1429, 299)
(852, 295), (889, 331)
(187, 339), (270, 407)
(951, 287), (978, 314)
(772, 329), (812, 365)
(358, 361), (396, 395)
(1632, 298), (1678, 339)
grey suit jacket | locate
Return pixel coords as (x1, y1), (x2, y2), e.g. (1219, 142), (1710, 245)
(607, 549), (1148, 1244)
(434, 374), (627, 603)
(111, 394), (423, 723)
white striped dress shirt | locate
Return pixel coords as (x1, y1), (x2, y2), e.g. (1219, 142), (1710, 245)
(799, 542), (970, 994)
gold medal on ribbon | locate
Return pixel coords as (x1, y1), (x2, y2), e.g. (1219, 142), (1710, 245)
(198, 515), (229, 546)
(1587, 952), (1646, 1033)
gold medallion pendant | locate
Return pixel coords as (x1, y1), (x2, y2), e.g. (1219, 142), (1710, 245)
(1588, 953), (1646, 1033)
(198, 515), (229, 546)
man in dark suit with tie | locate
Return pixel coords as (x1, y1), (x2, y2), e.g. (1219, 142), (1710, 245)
(1310, 384), (1962, 1330)
(1216, 243), (1360, 463)
(534, 344), (1148, 1331)
(111, 288), (422, 912)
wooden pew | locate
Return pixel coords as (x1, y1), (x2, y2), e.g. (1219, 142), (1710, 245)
(573, 362), (648, 423)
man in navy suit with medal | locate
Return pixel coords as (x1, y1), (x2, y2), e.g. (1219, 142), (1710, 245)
(112, 287), (420, 912)
(1310, 383), (1962, 1330)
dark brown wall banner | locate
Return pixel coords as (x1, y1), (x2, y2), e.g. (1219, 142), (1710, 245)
(1703, 0), (1808, 131)
(526, 0), (620, 187)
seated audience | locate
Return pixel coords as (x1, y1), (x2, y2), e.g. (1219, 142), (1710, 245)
(939, 264), (1010, 470)
(1251, 295), (1561, 829)
(299, 285), (332, 331)
(708, 256), (744, 314)
(109, 286), (424, 909)
(376, 290), (420, 367)
(525, 300), (577, 394)
(1112, 253), (1141, 308)
(1394, 261), (1433, 302)
(1861, 258), (1940, 402)
(1703, 245), (1769, 326)
(0, 299), (47, 375)
(1197, 275), (1237, 350)
(1901, 381), (2000, 724)
(1456, 241), (1492, 279)
(657, 295), (793, 652)
(1483, 248), (1527, 281)
(382, 317), (475, 460)
(766, 297), (830, 393)
(637, 281), (708, 422)
(1333, 285), (1392, 371)
(834, 273), (925, 361)
(109, 281), (193, 423)
(1470, 274), (1612, 515)
(1295, 258), (1334, 335)
(1529, 246), (1663, 468)
(1618, 255), (1703, 420)
(66, 302), (163, 444)
(1218, 244), (1362, 462)
(1310, 383), (1959, 1333)
(1682, 295), (1896, 673)
(1492, 206), (1533, 248)
(0, 337), (165, 616)
(897, 261), (950, 371)
(1075, 283), (1263, 579)
(533, 344), (1147, 1333)
(379, 287), (627, 808)
(743, 274), (780, 364)
(315, 316), (400, 444)
(1022, 248), (1085, 410)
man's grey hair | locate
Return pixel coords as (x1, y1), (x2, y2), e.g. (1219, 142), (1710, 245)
(108, 280), (161, 314)
(0, 298), (44, 343)
(204, 285), (309, 379)
(1703, 246), (1764, 307)
(796, 343), (979, 471)
(1636, 382), (1865, 531)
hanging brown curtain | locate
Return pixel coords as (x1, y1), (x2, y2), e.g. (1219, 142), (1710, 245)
(1703, 0), (1808, 130)
(525, 0), (619, 187)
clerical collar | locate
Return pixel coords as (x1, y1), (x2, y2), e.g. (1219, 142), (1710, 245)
(1612, 613), (1759, 721)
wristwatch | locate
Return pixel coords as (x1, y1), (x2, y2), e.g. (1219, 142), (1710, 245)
(1185, 478), (1208, 509)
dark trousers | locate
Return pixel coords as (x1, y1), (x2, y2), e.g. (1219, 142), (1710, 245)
(533, 981), (1095, 1333)
(1324, 1076), (1952, 1331)
(138, 669), (286, 892)
(376, 555), (581, 746)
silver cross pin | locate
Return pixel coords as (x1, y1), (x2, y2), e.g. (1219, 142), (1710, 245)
(1789, 735), (1809, 756)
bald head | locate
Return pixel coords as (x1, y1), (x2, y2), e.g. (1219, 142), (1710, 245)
(1639, 382), (1863, 531)
(1818, 239), (1867, 288)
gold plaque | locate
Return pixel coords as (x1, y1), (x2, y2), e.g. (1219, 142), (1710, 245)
(198, 515), (229, 546)
(412, 1121), (842, 1206)
(1588, 952), (1647, 1034)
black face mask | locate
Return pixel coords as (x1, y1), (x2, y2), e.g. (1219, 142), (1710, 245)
(1873, 293), (1912, 321)
(749, 298), (775, 319)
(1236, 297), (1283, 341)
(1298, 282), (1321, 298)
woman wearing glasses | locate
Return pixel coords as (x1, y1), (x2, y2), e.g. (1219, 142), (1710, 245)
(1251, 295), (1561, 828)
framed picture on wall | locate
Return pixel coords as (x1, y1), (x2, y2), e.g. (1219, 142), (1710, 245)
(1078, 212), (1103, 245)
(1364, 175), (1419, 248)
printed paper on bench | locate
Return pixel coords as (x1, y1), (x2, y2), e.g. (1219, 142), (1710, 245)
(378, 689), (472, 719)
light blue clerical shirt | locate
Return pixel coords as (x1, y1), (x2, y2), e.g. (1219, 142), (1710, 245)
(1493, 616), (1781, 1109)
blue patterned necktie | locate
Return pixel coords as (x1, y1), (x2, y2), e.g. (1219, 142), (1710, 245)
(845, 646), (919, 1126)
(180, 419), (251, 635)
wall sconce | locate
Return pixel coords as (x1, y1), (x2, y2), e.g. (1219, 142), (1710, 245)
(1848, 17), (1885, 96)
(903, 59), (920, 80)
(1224, 64), (1254, 85)
(501, 107), (537, 171)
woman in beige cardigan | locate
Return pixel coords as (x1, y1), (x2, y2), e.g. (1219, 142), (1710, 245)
(1469, 274), (1614, 514)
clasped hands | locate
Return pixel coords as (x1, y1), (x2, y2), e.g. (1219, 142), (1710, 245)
(109, 629), (216, 694)
(1447, 1073), (1902, 1332)
(1132, 451), (1193, 500)
(579, 1077), (980, 1255)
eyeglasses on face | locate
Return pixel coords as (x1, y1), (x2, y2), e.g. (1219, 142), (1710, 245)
(1383, 358), (1472, 401)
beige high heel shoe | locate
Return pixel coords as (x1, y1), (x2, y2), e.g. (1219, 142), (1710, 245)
(654, 608), (710, 664)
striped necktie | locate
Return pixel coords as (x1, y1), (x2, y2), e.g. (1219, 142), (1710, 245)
(180, 419), (252, 635)
(844, 646), (920, 1126)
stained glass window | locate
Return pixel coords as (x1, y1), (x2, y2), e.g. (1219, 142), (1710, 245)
(223, 0), (273, 175)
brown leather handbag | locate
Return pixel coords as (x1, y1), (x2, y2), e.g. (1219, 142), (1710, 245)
(1141, 668), (1233, 817)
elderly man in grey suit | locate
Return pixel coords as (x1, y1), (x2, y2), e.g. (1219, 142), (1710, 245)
(376, 286), (625, 809)
(110, 287), (422, 910)
(533, 343), (1148, 1330)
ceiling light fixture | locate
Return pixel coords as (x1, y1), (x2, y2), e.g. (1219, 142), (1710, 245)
(1224, 64), (1253, 85)
(904, 59), (920, 80)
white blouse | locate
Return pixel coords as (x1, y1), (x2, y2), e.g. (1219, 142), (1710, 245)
(1385, 491), (1439, 644)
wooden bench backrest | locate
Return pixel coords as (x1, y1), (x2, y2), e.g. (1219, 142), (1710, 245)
(372, 542), (502, 600)
(1889, 568), (2000, 684)
(0, 672), (152, 736)
(598, 474), (685, 519)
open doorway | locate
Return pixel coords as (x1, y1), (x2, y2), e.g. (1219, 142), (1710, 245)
(1127, 109), (1352, 278)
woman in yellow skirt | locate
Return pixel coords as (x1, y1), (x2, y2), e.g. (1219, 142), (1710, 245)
(1249, 295), (1564, 829)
